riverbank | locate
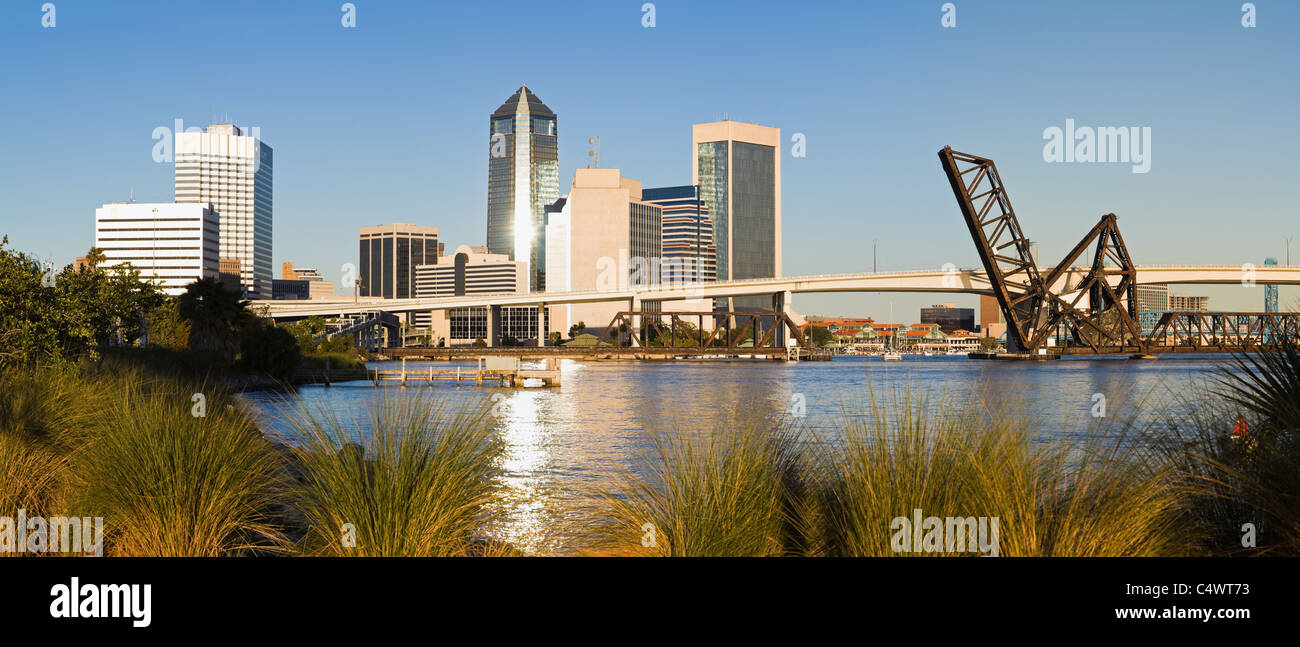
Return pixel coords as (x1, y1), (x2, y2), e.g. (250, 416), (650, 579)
(4, 344), (1297, 556)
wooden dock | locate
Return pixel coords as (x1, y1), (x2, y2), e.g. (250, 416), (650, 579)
(369, 357), (561, 387)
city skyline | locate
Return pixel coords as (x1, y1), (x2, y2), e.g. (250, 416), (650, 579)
(3, 0), (1298, 321)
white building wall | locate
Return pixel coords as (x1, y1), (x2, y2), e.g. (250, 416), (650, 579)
(175, 124), (272, 297)
(94, 202), (219, 296)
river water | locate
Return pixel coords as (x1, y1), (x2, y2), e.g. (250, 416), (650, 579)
(237, 355), (1236, 553)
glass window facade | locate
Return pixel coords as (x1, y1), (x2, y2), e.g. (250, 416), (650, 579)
(730, 141), (776, 282)
(486, 87), (558, 294)
(357, 229), (438, 298)
(629, 202), (662, 287)
(696, 141), (729, 281)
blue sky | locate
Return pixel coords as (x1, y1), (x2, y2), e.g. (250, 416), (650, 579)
(2, 0), (1297, 321)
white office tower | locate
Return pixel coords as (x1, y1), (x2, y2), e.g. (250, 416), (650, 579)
(94, 202), (219, 296)
(175, 123), (273, 298)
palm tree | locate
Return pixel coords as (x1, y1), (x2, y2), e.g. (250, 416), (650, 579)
(177, 278), (253, 361)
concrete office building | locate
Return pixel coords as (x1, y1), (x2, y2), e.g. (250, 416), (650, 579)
(175, 123), (273, 297)
(413, 245), (532, 345)
(274, 262), (333, 300)
(94, 202), (219, 296)
(692, 120), (781, 311)
(357, 223), (439, 300)
(544, 169), (664, 337)
(1135, 284), (1170, 314)
(282, 262), (325, 282)
(1169, 294), (1209, 311)
(487, 85), (558, 292)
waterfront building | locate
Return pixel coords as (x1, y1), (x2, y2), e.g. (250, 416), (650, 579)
(487, 85), (558, 293)
(357, 223), (439, 301)
(413, 244), (535, 345)
(692, 120), (781, 311)
(640, 185), (717, 285)
(945, 330), (982, 352)
(543, 169), (663, 337)
(175, 123), (273, 297)
(920, 303), (975, 333)
(94, 202), (219, 296)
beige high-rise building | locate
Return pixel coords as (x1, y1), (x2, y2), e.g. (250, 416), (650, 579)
(545, 168), (662, 336)
(692, 120), (781, 311)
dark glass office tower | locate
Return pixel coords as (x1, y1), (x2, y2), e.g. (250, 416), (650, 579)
(487, 85), (558, 292)
(357, 223), (439, 299)
(693, 121), (781, 310)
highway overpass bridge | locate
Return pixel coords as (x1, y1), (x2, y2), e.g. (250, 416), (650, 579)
(258, 264), (1300, 320)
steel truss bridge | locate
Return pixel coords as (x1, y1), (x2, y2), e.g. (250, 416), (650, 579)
(263, 148), (1300, 357)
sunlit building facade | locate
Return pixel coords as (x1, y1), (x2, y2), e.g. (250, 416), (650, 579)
(174, 124), (272, 297)
(487, 85), (558, 293)
(413, 244), (538, 345)
(692, 120), (780, 311)
(94, 202), (219, 296)
(357, 223), (439, 300)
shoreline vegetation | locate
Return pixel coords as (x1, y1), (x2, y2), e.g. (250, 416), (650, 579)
(3, 239), (1299, 557)
(2, 344), (1298, 557)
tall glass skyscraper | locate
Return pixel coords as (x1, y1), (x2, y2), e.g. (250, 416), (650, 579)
(692, 120), (781, 310)
(487, 85), (558, 292)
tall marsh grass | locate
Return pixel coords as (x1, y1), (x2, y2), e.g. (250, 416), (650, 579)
(281, 392), (505, 556)
(577, 404), (811, 556)
(67, 371), (284, 556)
(582, 390), (1190, 557)
(1154, 341), (1300, 555)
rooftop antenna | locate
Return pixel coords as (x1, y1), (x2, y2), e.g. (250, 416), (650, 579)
(587, 136), (600, 168)
(129, 187), (135, 203)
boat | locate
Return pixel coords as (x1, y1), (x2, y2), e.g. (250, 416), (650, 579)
(882, 351), (902, 361)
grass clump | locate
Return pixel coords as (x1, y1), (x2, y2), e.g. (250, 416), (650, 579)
(576, 402), (812, 557)
(1155, 340), (1300, 555)
(66, 370), (285, 556)
(283, 391), (504, 556)
(816, 390), (1187, 557)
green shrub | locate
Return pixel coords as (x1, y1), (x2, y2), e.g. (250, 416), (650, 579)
(239, 324), (302, 380)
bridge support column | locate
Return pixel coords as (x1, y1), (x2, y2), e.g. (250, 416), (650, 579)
(773, 290), (793, 347)
(537, 304), (546, 347)
(630, 296), (641, 347)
